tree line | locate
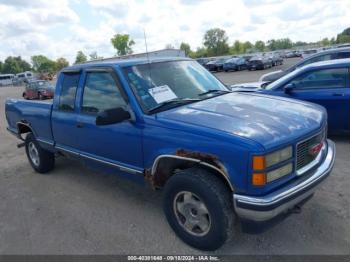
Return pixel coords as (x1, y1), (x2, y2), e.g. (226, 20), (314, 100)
(1, 27), (349, 75)
(180, 27), (350, 58)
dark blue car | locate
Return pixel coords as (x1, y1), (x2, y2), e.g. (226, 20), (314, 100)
(223, 57), (247, 71)
(231, 58), (350, 132)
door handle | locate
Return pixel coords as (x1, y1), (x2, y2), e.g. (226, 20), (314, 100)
(332, 93), (344, 96)
(76, 122), (84, 128)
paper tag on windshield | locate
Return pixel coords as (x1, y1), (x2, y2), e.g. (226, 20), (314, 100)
(148, 85), (177, 103)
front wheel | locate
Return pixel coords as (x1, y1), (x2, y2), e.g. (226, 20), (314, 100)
(25, 133), (55, 173)
(163, 168), (234, 251)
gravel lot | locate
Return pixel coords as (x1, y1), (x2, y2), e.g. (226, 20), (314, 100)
(0, 58), (349, 255)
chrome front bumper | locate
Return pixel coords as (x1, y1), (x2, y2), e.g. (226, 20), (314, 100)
(233, 139), (336, 222)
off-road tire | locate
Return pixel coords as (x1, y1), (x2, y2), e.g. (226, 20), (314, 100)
(25, 133), (55, 173)
(163, 167), (234, 251)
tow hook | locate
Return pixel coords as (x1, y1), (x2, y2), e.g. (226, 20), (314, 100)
(17, 142), (25, 148)
(290, 205), (302, 214)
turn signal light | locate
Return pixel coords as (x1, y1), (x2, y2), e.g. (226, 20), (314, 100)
(253, 156), (266, 170)
(252, 173), (266, 186)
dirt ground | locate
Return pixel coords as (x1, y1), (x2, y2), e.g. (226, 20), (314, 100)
(0, 58), (349, 254)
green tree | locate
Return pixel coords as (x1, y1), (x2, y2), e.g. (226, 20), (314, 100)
(0, 61), (3, 73)
(55, 57), (69, 71)
(230, 40), (243, 54)
(191, 47), (208, 58)
(203, 28), (229, 56)
(180, 42), (191, 56)
(2, 56), (31, 74)
(111, 34), (135, 56)
(337, 34), (350, 44)
(254, 40), (265, 51)
(267, 38), (292, 50)
(320, 38), (330, 46)
(74, 51), (87, 64)
(31, 55), (56, 74)
(242, 41), (253, 53)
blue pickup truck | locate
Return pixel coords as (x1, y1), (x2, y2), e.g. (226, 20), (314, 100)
(5, 57), (335, 250)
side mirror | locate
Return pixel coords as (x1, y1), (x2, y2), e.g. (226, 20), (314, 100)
(96, 107), (131, 126)
(283, 83), (295, 93)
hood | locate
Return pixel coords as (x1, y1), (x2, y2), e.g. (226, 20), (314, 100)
(230, 82), (267, 92)
(259, 70), (284, 82)
(157, 92), (325, 148)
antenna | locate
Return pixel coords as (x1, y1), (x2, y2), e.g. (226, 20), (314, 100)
(144, 28), (150, 63)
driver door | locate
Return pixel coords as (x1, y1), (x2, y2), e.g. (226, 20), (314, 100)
(76, 68), (143, 174)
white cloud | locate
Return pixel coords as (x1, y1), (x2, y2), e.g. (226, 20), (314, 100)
(0, 0), (349, 64)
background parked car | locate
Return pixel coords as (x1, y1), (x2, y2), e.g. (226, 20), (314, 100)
(301, 49), (318, 59)
(231, 58), (350, 132)
(285, 50), (301, 58)
(205, 58), (227, 72)
(23, 80), (54, 100)
(247, 56), (272, 70)
(223, 57), (247, 71)
(260, 47), (350, 82)
(267, 53), (283, 66)
(196, 58), (210, 66)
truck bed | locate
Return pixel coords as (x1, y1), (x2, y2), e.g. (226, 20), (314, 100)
(5, 98), (54, 145)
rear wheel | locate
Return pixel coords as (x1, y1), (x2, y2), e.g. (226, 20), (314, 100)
(25, 133), (55, 173)
(163, 168), (234, 250)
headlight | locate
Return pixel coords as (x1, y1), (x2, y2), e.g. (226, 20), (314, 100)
(252, 146), (293, 186)
(266, 163), (293, 183)
(253, 146), (292, 170)
(265, 146), (293, 167)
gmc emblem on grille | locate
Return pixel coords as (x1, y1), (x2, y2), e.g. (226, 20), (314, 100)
(308, 142), (323, 156)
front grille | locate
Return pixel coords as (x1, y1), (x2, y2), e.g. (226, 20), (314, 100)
(296, 130), (325, 171)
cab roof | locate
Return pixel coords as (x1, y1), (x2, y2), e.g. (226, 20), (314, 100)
(299, 57), (350, 71)
(63, 57), (193, 72)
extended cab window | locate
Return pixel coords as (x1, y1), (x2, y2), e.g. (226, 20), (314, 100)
(289, 68), (350, 89)
(81, 71), (126, 114)
(59, 73), (80, 111)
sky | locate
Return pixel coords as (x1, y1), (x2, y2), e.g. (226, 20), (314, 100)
(0, 0), (349, 64)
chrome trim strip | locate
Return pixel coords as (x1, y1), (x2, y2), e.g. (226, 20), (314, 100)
(151, 154), (234, 191)
(55, 145), (143, 175)
(37, 138), (54, 146)
(233, 139), (335, 221)
(80, 153), (143, 175)
(55, 145), (79, 156)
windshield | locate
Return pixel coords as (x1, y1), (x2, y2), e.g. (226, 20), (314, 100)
(123, 60), (228, 112)
(36, 81), (53, 89)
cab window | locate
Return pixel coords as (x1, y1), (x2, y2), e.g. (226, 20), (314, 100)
(59, 73), (80, 111)
(81, 71), (127, 115)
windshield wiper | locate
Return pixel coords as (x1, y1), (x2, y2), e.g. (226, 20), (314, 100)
(148, 98), (200, 114)
(198, 89), (231, 97)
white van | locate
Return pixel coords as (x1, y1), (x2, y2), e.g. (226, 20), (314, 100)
(0, 74), (15, 86)
(16, 71), (34, 83)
